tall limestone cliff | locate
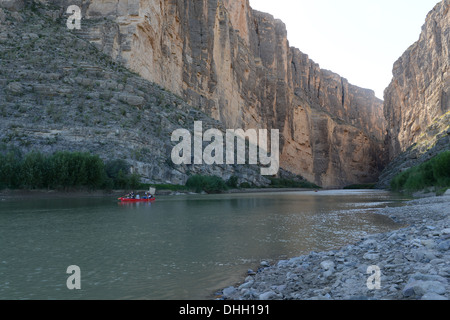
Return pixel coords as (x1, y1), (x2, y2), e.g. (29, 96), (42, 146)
(0, 2), (270, 187)
(378, 0), (449, 188)
(6, 0), (387, 188)
(384, 0), (449, 160)
(48, 0), (386, 188)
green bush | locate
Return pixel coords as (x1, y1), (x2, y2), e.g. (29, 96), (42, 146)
(0, 151), (22, 189)
(104, 159), (132, 189)
(0, 150), (140, 191)
(390, 171), (409, 191)
(239, 182), (252, 189)
(432, 151), (450, 186)
(21, 151), (48, 189)
(390, 151), (450, 192)
(226, 176), (239, 189)
(46, 152), (107, 189)
(186, 175), (228, 194)
(343, 183), (376, 190)
(269, 177), (320, 189)
(127, 173), (142, 190)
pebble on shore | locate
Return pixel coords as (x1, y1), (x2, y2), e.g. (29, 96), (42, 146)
(220, 194), (450, 300)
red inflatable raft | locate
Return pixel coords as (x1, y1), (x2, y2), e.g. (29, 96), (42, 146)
(118, 197), (156, 203)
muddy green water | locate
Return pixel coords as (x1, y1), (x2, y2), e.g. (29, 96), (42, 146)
(0, 190), (407, 300)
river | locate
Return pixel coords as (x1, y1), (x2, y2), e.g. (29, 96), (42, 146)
(0, 190), (408, 300)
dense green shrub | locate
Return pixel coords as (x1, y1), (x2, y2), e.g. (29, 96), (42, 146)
(390, 170), (409, 192)
(21, 151), (49, 189)
(0, 151), (22, 189)
(390, 151), (450, 192)
(0, 150), (141, 191)
(105, 159), (131, 189)
(239, 182), (252, 189)
(343, 183), (376, 190)
(269, 177), (320, 189)
(49, 152), (106, 189)
(226, 176), (239, 189)
(127, 173), (142, 190)
(186, 175), (228, 194)
(432, 151), (450, 186)
(105, 159), (130, 181)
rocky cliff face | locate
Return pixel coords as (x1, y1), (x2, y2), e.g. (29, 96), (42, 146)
(43, 0), (387, 188)
(0, 2), (270, 187)
(377, 0), (450, 188)
(384, 0), (449, 160)
(6, 0), (444, 189)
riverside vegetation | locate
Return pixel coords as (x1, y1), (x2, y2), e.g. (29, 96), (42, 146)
(0, 148), (141, 190)
(390, 151), (450, 196)
(0, 147), (319, 194)
(184, 174), (320, 194)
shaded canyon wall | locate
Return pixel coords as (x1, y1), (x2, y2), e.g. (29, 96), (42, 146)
(384, 0), (449, 160)
(377, 0), (449, 188)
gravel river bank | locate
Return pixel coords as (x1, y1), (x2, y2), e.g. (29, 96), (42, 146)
(219, 193), (450, 300)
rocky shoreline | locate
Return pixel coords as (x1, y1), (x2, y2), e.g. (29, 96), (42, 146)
(219, 192), (450, 300)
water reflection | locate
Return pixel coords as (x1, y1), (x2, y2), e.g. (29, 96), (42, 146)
(118, 202), (155, 208)
(0, 190), (406, 300)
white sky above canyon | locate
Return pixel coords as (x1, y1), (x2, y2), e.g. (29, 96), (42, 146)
(249, 0), (441, 99)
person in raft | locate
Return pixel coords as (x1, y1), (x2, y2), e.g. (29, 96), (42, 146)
(144, 192), (154, 199)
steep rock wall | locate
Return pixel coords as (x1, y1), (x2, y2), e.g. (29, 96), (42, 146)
(377, 0), (450, 188)
(49, 0), (387, 187)
(0, 2), (271, 186)
(384, 0), (449, 160)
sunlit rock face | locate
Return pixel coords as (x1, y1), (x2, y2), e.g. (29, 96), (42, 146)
(376, 0), (450, 188)
(49, 0), (388, 187)
(384, 0), (449, 160)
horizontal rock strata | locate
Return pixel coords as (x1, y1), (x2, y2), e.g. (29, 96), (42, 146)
(47, 0), (387, 187)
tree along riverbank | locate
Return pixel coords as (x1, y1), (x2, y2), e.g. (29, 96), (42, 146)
(219, 192), (450, 300)
(0, 150), (141, 191)
(0, 149), (322, 197)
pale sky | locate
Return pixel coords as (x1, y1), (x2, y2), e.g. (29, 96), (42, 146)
(249, 0), (441, 99)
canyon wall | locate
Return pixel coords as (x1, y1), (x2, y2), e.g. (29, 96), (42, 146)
(377, 0), (450, 188)
(384, 0), (449, 160)
(0, 3), (272, 186)
(48, 0), (387, 187)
